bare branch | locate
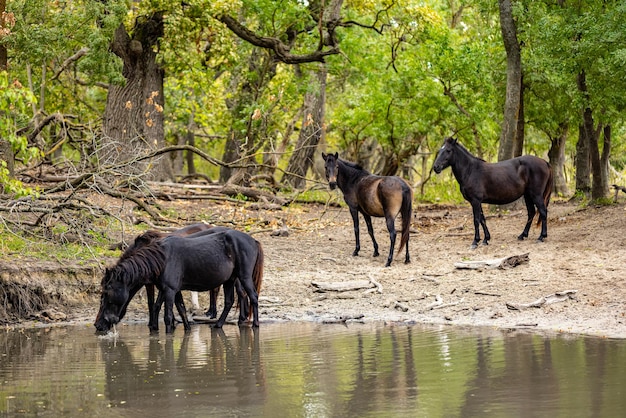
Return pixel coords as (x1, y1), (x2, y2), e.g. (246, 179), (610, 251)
(216, 14), (340, 64)
(51, 47), (89, 81)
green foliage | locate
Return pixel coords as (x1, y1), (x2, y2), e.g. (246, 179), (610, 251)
(0, 72), (40, 197)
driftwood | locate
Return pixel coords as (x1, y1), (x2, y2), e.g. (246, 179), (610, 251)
(311, 280), (375, 292)
(454, 253), (530, 270)
(506, 290), (578, 310)
(424, 294), (465, 310)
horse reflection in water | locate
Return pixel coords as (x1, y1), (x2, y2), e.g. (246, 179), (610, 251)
(99, 327), (265, 410)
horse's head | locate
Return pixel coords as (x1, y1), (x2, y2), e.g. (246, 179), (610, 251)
(433, 137), (457, 174)
(322, 152), (340, 190)
(94, 267), (133, 333)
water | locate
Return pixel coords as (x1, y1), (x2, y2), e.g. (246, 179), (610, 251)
(0, 322), (624, 417)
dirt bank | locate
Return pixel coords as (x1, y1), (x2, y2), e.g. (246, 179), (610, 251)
(2, 199), (625, 339)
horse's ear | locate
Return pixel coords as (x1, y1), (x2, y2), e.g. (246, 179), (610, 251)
(322, 152), (327, 160)
(333, 152), (338, 159)
(451, 137), (458, 144)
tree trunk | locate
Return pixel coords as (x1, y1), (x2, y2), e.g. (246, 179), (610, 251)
(547, 122), (569, 196)
(497, 0), (522, 162)
(513, 74), (525, 157)
(600, 125), (611, 195)
(575, 124), (591, 195)
(282, 64), (327, 189)
(577, 70), (606, 200)
(101, 14), (171, 182)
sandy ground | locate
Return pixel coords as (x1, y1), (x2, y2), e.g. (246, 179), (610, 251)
(243, 200), (626, 339)
(10, 196), (626, 339)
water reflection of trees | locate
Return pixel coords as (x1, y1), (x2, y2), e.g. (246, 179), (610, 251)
(99, 326), (266, 414)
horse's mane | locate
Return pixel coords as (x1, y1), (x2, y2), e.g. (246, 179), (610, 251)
(452, 139), (486, 163)
(340, 158), (371, 174)
(121, 230), (166, 260)
(108, 239), (166, 285)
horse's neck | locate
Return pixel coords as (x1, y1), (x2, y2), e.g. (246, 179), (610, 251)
(338, 160), (369, 188)
(451, 146), (482, 180)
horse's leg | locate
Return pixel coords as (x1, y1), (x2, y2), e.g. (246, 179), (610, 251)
(518, 195), (536, 240)
(349, 207), (362, 256)
(470, 202), (483, 249)
(480, 208), (490, 245)
(215, 280), (235, 328)
(239, 279), (259, 328)
(162, 289), (177, 334)
(206, 288), (218, 319)
(146, 284), (155, 330)
(362, 213), (380, 258)
(150, 290), (164, 332)
(383, 214), (397, 267)
(174, 291), (191, 332)
(533, 194), (548, 242)
(235, 279), (249, 325)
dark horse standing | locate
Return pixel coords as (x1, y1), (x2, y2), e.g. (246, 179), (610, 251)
(95, 229), (263, 334)
(322, 152), (413, 267)
(433, 137), (553, 249)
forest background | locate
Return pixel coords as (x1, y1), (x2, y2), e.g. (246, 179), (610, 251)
(1, 0), (626, 253)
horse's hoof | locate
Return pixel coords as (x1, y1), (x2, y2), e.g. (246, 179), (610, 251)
(470, 243), (478, 250)
(373, 252), (380, 257)
(537, 237), (546, 243)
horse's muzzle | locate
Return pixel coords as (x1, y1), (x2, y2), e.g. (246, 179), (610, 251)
(329, 181), (338, 190)
(94, 313), (118, 333)
(433, 165), (442, 174)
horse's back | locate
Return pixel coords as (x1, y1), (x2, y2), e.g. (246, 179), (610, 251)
(479, 155), (550, 204)
(162, 233), (234, 291)
(356, 175), (409, 217)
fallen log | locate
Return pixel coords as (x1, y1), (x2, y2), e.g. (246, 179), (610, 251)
(506, 289), (578, 310)
(454, 253), (530, 270)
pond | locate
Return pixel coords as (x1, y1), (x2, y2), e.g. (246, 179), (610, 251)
(1, 322), (624, 417)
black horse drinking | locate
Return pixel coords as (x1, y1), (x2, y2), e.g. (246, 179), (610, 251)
(322, 152), (413, 267)
(433, 137), (553, 248)
(95, 229), (263, 334)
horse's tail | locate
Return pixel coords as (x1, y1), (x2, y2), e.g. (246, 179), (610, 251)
(397, 184), (413, 255)
(537, 162), (553, 226)
(249, 240), (264, 320)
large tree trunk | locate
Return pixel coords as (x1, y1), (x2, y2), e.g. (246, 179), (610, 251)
(100, 14), (171, 182)
(282, 64), (327, 189)
(547, 122), (569, 196)
(497, 0), (522, 162)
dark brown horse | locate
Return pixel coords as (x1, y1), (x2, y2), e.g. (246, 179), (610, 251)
(95, 229), (263, 334)
(433, 137), (553, 248)
(322, 152), (413, 267)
